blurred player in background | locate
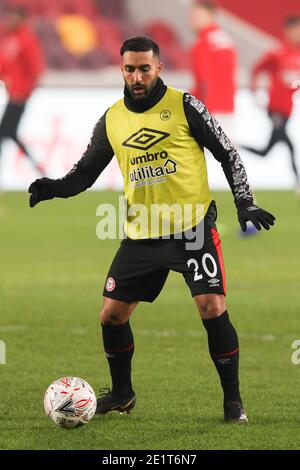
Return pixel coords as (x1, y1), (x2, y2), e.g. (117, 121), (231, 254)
(189, 0), (236, 136)
(28, 36), (275, 423)
(0, 5), (45, 176)
(189, 0), (257, 235)
(241, 16), (300, 196)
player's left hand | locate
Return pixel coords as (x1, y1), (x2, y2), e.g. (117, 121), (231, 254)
(28, 177), (55, 208)
(237, 202), (276, 231)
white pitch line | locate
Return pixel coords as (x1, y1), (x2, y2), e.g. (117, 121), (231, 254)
(0, 325), (27, 331)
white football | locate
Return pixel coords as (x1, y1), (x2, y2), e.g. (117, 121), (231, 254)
(44, 376), (97, 428)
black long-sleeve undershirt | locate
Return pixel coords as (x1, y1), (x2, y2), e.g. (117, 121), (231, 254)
(51, 80), (253, 208)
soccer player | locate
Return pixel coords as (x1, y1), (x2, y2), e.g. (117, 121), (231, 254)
(189, 0), (236, 136)
(28, 36), (275, 423)
(0, 5), (45, 175)
(241, 16), (300, 195)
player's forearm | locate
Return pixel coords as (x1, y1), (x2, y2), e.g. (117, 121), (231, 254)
(184, 93), (254, 206)
(54, 112), (114, 198)
(220, 152), (254, 206)
(52, 163), (96, 198)
(28, 112), (115, 207)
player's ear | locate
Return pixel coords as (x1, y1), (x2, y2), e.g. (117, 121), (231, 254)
(157, 62), (163, 75)
(120, 55), (125, 72)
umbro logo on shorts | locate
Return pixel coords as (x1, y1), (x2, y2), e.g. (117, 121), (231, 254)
(208, 278), (219, 284)
(208, 278), (220, 287)
(122, 128), (170, 151)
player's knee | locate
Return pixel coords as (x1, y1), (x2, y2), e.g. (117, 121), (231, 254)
(206, 300), (226, 318)
(196, 294), (226, 319)
(100, 307), (123, 326)
(100, 298), (136, 326)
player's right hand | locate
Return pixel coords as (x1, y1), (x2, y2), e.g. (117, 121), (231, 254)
(28, 177), (55, 208)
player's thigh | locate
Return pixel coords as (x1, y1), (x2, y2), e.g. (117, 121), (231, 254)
(179, 206), (227, 298)
(102, 238), (169, 303)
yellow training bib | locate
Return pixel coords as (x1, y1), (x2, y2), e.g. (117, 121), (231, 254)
(106, 87), (212, 239)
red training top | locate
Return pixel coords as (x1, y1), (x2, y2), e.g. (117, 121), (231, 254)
(190, 23), (236, 114)
(0, 24), (44, 101)
(252, 41), (300, 117)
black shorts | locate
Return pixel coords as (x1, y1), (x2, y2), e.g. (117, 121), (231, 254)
(103, 202), (226, 302)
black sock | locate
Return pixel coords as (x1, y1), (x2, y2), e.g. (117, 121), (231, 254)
(202, 311), (242, 404)
(101, 321), (134, 397)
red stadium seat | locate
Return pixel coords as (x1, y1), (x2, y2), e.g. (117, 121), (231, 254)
(144, 20), (188, 70)
(7, 0), (97, 18)
(94, 17), (124, 64)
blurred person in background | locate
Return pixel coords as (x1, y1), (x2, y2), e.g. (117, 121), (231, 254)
(189, 0), (236, 136)
(0, 5), (45, 176)
(189, 0), (258, 235)
(241, 16), (300, 196)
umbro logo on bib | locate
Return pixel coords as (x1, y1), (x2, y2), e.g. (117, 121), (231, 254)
(122, 128), (170, 151)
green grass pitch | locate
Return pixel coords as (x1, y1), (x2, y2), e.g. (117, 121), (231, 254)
(0, 190), (300, 450)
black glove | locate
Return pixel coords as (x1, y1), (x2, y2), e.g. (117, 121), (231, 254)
(28, 177), (56, 208)
(236, 201), (276, 231)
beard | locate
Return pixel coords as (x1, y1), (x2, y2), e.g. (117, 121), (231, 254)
(125, 78), (157, 101)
